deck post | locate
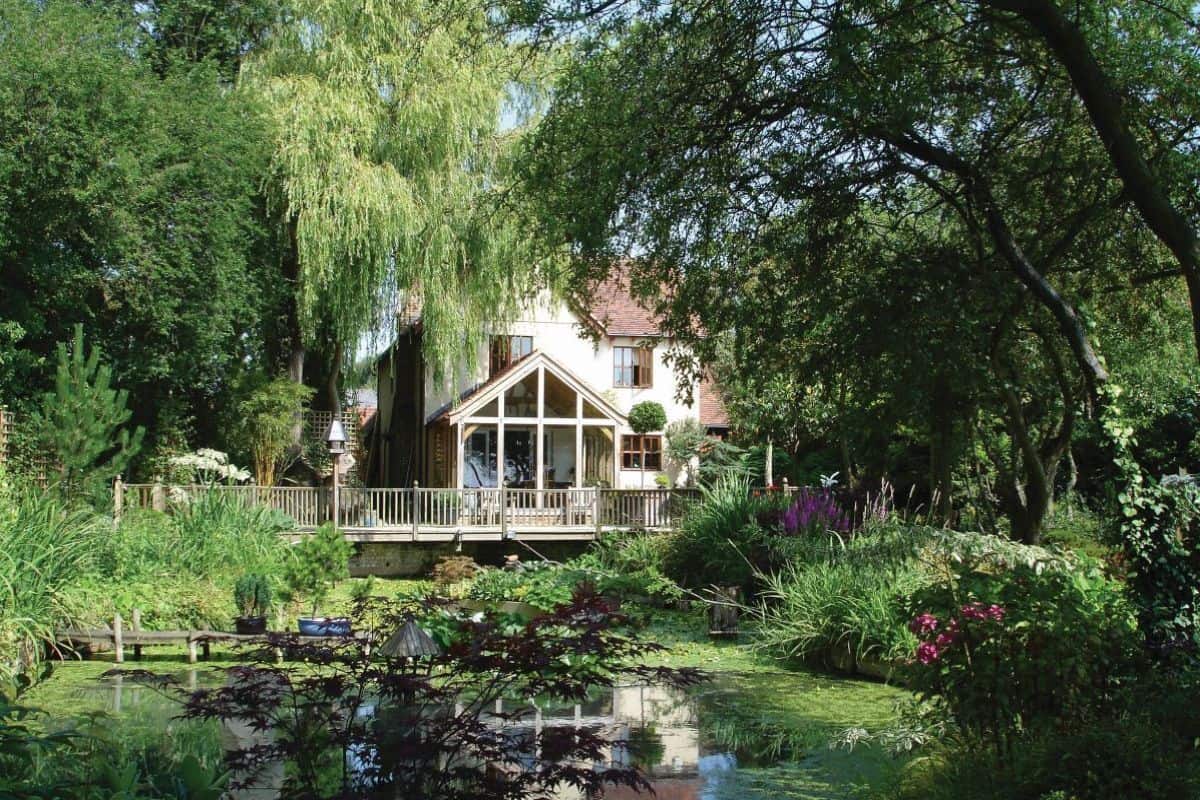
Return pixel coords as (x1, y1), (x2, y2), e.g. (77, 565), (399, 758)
(113, 613), (124, 664)
(131, 608), (142, 660)
(535, 366), (545, 508)
(595, 490), (603, 537)
(500, 485), (509, 539)
(151, 481), (165, 512)
(113, 475), (124, 523)
(412, 482), (420, 542)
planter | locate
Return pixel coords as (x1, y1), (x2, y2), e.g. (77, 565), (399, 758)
(298, 617), (352, 637)
(235, 616), (268, 635)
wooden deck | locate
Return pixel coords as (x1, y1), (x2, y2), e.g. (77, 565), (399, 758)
(115, 484), (720, 540)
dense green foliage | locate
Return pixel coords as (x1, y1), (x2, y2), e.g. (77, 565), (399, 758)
(906, 555), (1139, 752)
(0, 0), (279, 446)
(515, 0), (1200, 545)
(756, 524), (928, 666)
(0, 477), (105, 679)
(0, 474), (293, 674)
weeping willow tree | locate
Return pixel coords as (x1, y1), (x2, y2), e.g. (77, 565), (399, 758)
(242, 0), (540, 409)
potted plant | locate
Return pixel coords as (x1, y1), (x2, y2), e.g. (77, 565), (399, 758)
(286, 522), (354, 636)
(233, 573), (273, 635)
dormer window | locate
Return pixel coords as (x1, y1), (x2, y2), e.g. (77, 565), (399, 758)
(489, 335), (532, 376)
(614, 346), (653, 388)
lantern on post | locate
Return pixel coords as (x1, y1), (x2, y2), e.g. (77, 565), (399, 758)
(326, 419), (347, 527)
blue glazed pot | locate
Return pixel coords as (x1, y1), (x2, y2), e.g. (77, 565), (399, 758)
(298, 617), (352, 637)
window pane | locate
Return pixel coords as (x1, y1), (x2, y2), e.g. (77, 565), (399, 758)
(644, 435), (662, 470)
(614, 347), (634, 387)
(503, 371), (538, 417)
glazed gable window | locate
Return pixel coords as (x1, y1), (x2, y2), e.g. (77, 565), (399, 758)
(613, 346), (653, 388)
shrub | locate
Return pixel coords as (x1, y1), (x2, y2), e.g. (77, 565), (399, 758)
(285, 523), (353, 618)
(664, 477), (786, 590)
(1111, 477), (1200, 649)
(96, 491), (293, 582)
(884, 697), (1200, 800)
(754, 521), (930, 666)
(233, 574), (273, 618)
(628, 401), (667, 434)
(779, 488), (851, 536)
(431, 555), (478, 586)
(231, 377), (314, 487)
(573, 531), (682, 603)
(756, 559), (924, 666)
(904, 554), (1140, 752)
(664, 418), (706, 485)
(467, 563), (596, 611)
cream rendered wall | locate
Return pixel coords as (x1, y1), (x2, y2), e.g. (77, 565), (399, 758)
(421, 291), (701, 487)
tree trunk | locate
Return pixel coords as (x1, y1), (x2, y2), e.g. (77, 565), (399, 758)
(929, 372), (957, 526)
(282, 218), (305, 385)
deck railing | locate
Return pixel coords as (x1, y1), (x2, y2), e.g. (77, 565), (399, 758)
(114, 482), (715, 533)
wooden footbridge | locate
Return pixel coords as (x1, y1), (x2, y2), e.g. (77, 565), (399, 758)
(56, 610), (371, 664)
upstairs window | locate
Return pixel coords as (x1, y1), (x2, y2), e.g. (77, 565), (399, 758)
(621, 434), (662, 470)
(614, 346), (653, 388)
(490, 335), (532, 376)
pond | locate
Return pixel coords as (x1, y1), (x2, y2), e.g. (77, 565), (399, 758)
(28, 662), (907, 799)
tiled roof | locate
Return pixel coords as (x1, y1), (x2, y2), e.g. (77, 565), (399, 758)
(584, 272), (663, 337)
(699, 375), (730, 428)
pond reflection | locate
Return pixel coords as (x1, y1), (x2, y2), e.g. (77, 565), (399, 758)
(77, 670), (879, 800)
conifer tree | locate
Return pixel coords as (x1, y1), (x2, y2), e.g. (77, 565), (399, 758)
(34, 325), (143, 501)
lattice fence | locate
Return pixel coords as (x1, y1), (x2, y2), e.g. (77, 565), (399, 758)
(0, 407), (52, 484)
(0, 407), (11, 467)
(302, 409), (367, 486)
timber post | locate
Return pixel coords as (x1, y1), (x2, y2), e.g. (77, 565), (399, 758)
(412, 481), (420, 542)
(594, 489), (603, 538)
(131, 608), (142, 660)
(151, 481), (165, 512)
(113, 613), (124, 664)
(782, 477), (790, 496)
(500, 484), (508, 540)
(113, 475), (124, 523)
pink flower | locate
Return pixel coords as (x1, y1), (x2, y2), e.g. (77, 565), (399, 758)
(934, 630), (958, 648)
(916, 641), (941, 664)
(909, 613), (939, 636)
(960, 602), (1006, 623)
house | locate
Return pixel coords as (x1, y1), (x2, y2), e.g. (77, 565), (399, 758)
(368, 275), (728, 491)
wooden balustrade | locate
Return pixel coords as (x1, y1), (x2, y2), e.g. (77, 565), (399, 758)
(116, 484), (712, 534)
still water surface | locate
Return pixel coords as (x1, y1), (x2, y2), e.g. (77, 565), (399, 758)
(42, 666), (903, 799)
